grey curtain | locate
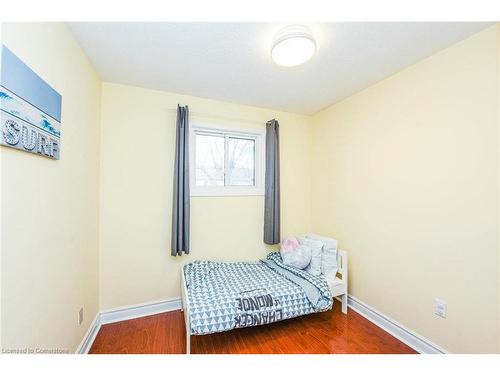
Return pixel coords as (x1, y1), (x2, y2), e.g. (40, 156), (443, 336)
(171, 105), (190, 256)
(264, 119), (280, 245)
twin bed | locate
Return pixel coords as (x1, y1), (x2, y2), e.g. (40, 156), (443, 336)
(181, 249), (348, 354)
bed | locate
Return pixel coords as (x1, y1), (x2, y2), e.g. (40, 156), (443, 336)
(181, 249), (348, 354)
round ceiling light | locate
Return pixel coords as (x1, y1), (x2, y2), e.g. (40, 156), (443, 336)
(271, 25), (316, 67)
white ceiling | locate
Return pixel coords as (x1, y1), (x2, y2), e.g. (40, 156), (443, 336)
(68, 22), (492, 115)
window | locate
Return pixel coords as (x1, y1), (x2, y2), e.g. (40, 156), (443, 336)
(190, 124), (264, 196)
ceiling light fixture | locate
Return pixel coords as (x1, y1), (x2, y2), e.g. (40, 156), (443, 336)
(271, 25), (316, 67)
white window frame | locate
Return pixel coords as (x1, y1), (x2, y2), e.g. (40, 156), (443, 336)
(189, 121), (265, 197)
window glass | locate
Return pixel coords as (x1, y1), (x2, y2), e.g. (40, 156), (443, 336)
(227, 137), (255, 186)
(195, 133), (225, 186)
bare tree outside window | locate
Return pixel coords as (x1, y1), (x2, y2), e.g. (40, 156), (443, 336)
(194, 132), (256, 187)
(195, 134), (224, 186)
(227, 137), (255, 186)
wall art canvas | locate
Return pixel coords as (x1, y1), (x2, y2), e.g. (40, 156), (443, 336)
(0, 45), (62, 159)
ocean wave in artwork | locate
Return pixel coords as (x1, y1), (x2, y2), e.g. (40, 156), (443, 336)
(0, 87), (60, 137)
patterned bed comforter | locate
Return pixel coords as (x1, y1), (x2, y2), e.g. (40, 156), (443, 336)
(183, 252), (333, 335)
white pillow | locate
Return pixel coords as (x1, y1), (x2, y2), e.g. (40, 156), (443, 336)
(306, 234), (338, 278)
(298, 236), (322, 276)
(281, 244), (311, 269)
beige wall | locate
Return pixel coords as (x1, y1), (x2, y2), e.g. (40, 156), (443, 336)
(98, 83), (313, 309)
(0, 23), (101, 352)
(311, 26), (500, 353)
(0, 23), (3, 351)
(498, 24), (500, 353)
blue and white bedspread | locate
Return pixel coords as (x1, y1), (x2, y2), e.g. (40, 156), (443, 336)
(183, 252), (333, 335)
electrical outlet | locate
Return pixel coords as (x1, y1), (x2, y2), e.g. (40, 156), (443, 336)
(434, 298), (447, 318)
(78, 307), (84, 326)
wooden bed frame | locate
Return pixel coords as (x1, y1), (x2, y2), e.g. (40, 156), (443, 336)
(181, 249), (348, 354)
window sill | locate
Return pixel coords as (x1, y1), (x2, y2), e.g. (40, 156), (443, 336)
(191, 188), (264, 197)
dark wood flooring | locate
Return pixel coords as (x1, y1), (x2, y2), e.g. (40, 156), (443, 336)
(89, 303), (417, 354)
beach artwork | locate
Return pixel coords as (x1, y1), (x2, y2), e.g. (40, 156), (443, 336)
(0, 45), (62, 159)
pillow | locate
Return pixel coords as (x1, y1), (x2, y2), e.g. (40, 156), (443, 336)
(298, 236), (322, 276)
(280, 235), (299, 253)
(306, 234), (338, 278)
(281, 244), (311, 269)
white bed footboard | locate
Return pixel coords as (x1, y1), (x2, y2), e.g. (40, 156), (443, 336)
(181, 268), (191, 354)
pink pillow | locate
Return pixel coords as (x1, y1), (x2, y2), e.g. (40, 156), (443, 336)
(280, 236), (299, 252)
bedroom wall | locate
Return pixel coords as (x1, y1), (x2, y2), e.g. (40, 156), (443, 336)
(98, 82), (313, 310)
(498, 24), (500, 354)
(0, 23), (101, 353)
(311, 25), (500, 353)
(0, 23), (3, 352)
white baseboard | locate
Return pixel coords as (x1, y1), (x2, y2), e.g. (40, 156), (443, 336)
(347, 295), (449, 354)
(75, 314), (102, 354)
(99, 297), (182, 325)
(76, 297), (182, 354)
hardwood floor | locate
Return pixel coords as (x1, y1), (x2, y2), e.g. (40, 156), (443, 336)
(89, 302), (417, 354)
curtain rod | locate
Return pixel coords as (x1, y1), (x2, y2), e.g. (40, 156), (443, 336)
(167, 108), (275, 126)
